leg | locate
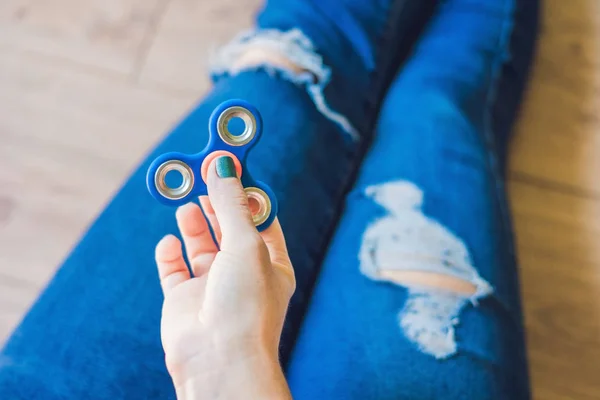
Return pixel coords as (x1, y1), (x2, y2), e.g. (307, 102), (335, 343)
(0, 1), (437, 399)
(286, 0), (539, 398)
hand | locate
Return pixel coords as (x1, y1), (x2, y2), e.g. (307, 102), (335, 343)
(154, 156), (295, 399)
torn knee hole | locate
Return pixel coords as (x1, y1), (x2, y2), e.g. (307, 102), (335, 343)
(378, 270), (477, 296)
(210, 28), (360, 141)
(211, 29), (327, 82)
(231, 47), (316, 79)
(358, 180), (495, 359)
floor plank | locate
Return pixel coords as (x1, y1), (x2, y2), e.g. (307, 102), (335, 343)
(510, 180), (600, 265)
(0, 0), (166, 75)
(510, 179), (600, 400)
(518, 250), (600, 400)
(138, 0), (260, 92)
(0, 48), (195, 293)
(0, 273), (40, 345)
(509, 0), (600, 196)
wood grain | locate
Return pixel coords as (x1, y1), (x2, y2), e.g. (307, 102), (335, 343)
(517, 249), (600, 400)
(509, 0), (600, 196)
(138, 0), (261, 92)
(0, 0), (166, 74)
(508, 1), (600, 398)
(0, 48), (195, 291)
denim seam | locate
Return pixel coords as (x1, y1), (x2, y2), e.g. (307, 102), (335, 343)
(482, 0), (524, 327)
(483, 0), (514, 239)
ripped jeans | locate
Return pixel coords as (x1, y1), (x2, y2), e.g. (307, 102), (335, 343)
(0, 0), (539, 399)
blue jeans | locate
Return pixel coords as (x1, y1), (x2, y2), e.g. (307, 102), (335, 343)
(0, 0), (539, 399)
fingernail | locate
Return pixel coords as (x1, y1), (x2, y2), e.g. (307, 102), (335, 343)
(215, 156), (237, 178)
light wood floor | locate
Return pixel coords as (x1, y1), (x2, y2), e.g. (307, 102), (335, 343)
(0, 0), (598, 398)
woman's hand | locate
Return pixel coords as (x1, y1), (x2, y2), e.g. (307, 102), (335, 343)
(154, 156), (295, 399)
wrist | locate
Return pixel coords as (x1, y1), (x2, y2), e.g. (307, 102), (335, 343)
(172, 343), (291, 400)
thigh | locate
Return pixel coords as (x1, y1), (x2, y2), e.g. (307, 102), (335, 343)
(0, 72), (351, 400)
(286, 0), (539, 398)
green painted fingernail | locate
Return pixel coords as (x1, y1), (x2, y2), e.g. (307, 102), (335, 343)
(215, 156), (236, 178)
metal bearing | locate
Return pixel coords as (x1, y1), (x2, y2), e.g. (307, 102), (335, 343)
(216, 106), (257, 146)
(244, 187), (271, 226)
(154, 160), (194, 200)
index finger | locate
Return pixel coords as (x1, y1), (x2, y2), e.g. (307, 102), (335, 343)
(260, 217), (292, 268)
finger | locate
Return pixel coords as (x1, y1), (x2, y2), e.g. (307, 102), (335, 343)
(260, 217), (291, 267)
(206, 156), (259, 251)
(176, 203), (218, 277)
(260, 218), (295, 290)
(155, 235), (191, 295)
(199, 196), (222, 244)
(189, 252), (216, 277)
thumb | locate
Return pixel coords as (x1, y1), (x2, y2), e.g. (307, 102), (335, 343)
(206, 156), (257, 249)
(203, 156), (268, 320)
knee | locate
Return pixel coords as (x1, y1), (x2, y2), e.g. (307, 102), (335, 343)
(229, 45), (313, 77)
(210, 29), (359, 140)
(379, 270), (477, 295)
(359, 180), (493, 358)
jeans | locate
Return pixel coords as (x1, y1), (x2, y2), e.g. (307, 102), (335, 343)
(0, 0), (539, 398)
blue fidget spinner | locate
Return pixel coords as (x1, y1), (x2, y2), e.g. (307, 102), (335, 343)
(146, 99), (278, 232)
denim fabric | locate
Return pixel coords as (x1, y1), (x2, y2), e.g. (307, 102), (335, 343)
(0, 1), (439, 399)
(255, 0), (438, 138)
(286, 0), (539, 399)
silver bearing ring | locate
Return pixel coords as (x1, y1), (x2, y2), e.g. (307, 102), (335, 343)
(216, 106), (257, 146)
(154, 160), (194, 200)
(244, 187), (271, 226)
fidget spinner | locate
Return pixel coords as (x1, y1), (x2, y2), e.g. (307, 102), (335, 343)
(146, 99), (278, 232)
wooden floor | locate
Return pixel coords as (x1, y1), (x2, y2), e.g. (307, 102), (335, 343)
(0, 0), (598, 398)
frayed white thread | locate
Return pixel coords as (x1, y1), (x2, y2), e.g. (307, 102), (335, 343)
(359, 180), (493, 358)
(210, 28), (360, 141)
(400, 289), (464, 358)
